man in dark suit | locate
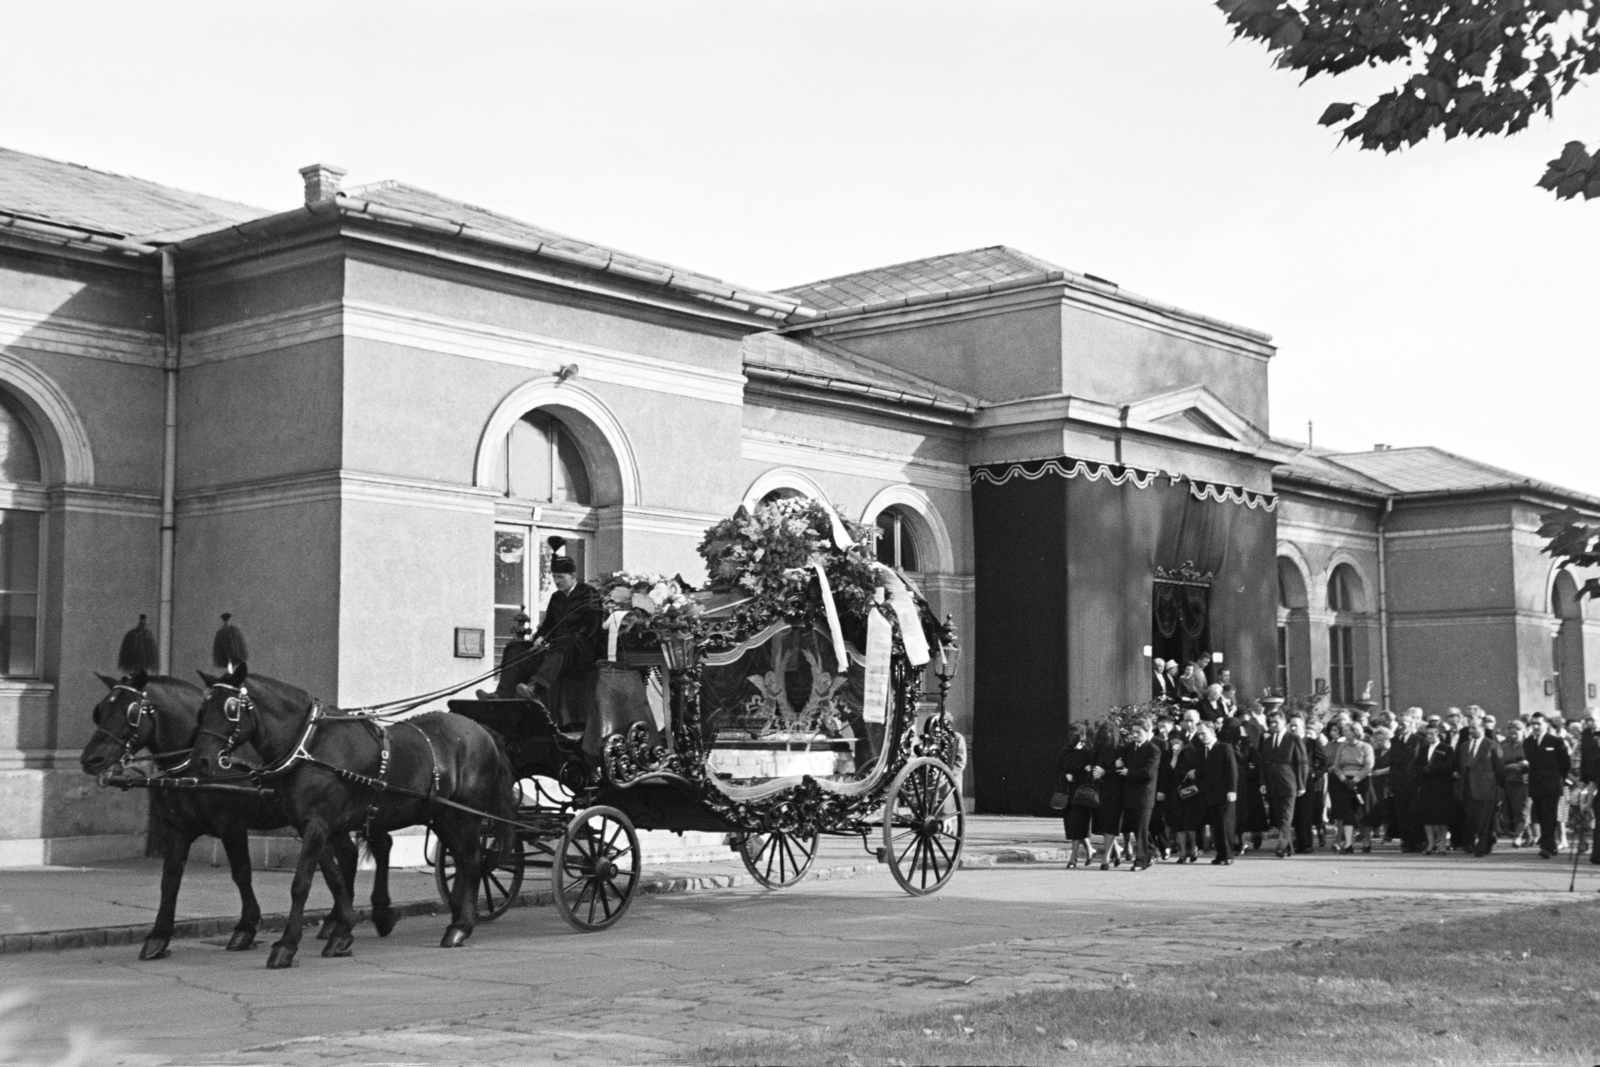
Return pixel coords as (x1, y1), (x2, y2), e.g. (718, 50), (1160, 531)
(1388, 709), (1425, 852)
(1258, 706), (1306, 857)
(1524, 713), (1573, 859)
(1152, 658), (1172, 702)
(1195, 720), (1238, 865)
(1454, 716), (1506, 856)
(1115, 717), (1162, 871)
(1581, 708), (1600, 865)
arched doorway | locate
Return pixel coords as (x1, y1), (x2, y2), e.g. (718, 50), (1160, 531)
(1276, 555), (1310, 696)
(486, 405), (617, 660)
(0, 391), (43, 678)
(1552, 569), (1586, 714)
(1326, 562), (1369, 706)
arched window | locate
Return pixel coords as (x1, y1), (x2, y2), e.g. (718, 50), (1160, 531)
(874, 507), (920, 572)
(496, 410), (591, 505)
(1326, 564), (1365, 705)
(758, 488), (805, 507)
(0, 393), (42, 678)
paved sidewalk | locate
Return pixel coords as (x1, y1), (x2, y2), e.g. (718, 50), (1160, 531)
(0, 815), (1069, 954)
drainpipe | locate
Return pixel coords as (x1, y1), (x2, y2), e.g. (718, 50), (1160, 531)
(1376, 497), (1393, 709)
(158, 251), (179, 674)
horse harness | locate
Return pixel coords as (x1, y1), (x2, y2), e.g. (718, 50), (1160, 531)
(205, 683), (449, 833)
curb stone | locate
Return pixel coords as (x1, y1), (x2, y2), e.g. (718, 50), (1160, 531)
(0, 856), (905, 956)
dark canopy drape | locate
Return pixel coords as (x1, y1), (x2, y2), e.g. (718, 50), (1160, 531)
(973, 458), (1276, 815)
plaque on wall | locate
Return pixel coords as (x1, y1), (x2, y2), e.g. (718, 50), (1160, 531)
(455, 627), (486, 659)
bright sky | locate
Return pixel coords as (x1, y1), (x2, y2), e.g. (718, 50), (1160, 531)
(5, 1), (1598, 493)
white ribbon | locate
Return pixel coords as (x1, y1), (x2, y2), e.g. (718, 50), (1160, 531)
(813, 562), (849, 670)
(874, 564), (931, 667)
(862, 608), (892, 724)
(815, 497), (855, 550)
(604, 609), (630, 662)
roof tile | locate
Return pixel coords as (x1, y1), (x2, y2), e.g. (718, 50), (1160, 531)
(776, 246), (1065, 315)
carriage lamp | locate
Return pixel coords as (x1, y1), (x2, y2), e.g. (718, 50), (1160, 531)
(661, 631), (699, 671)
(934, 627), (961, 690)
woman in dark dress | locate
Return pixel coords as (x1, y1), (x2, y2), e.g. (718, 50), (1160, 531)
(1414, 723), (1459, 853)
(1055, 723), (1095, 869)
(1090, 720), (1125, 869)
(1156, 728), (1186, 861)
(1173, 734), (1207, 860)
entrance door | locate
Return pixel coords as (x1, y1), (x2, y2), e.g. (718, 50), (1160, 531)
(493, 524), (590, 660)
(1152, 580), (1211, 673)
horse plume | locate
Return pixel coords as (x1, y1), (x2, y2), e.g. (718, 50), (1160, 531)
(117, 614), (160, 673)
(212, 613), (248, 669)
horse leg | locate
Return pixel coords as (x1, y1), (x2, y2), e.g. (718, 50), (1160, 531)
(266, 821), (330, 970)
(315, 835), (357, 942)
(141, 823), (196, 960)
(437, 816), (478, 948)
(367, 830), (400, 937)
(316, 838), (358, 959)
(219, 828), (261, 951)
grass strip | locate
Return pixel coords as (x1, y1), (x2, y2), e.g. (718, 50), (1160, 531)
(693, 896), (1600, 1066)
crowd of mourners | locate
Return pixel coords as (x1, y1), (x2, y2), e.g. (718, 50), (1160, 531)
(1054, 663), (1600, 871)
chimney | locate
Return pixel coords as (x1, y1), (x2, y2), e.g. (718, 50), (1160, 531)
(1374, 443), (1391, 451)
(298, 163), (347, 205)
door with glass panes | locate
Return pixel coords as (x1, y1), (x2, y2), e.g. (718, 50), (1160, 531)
(494, 525), (589, 661)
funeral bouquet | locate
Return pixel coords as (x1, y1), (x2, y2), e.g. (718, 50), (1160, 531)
(594, 571), (703, 643)
(696, 496), (949, 654)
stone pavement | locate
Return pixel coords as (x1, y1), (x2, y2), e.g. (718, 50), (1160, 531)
(2, 820), (1593, 1067)
(0, 815), (1071, 954)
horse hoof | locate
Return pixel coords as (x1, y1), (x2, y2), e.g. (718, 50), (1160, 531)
(373, 907), (400, 938)
(320, 935), (354, 958)
(225, 929), (256, 952)
(138, 937), (171, 961)
(315, 917), (336, 941)
(440, 926), (470, 948)
(265, 944), (296, 970)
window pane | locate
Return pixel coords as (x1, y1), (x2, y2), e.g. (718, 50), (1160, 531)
(0, 510), (39, 594)
(0, 592), (36, 676)
(553, 424), (591, 505)
(507, 415), (553, 500)
(875, 513), (895, 566)
(0, 397), (40, 484)
(494, 528), (526, 608)
(898, 517), (919, 571)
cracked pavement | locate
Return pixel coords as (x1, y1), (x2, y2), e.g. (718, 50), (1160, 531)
(2, 830), (1590, 1066)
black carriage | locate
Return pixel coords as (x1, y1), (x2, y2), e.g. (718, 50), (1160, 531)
(439, 598), (965, 933)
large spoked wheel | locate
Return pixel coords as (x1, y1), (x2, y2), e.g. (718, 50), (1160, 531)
(553, 805), (641, 932)
(882, 756), (965, 897)
(737, 828), (819, 889)
(434, 825), (526, 921)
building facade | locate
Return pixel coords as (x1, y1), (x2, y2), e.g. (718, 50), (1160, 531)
(1, 148), (1596, 862)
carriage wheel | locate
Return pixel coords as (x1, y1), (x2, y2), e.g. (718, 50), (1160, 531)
(882, 757), (965, 897)
(433, 825), (525, 921)
(553, 805), (640, 932)
(737, 828), (819, 889)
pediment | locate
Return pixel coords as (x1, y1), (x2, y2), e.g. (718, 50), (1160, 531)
(1152, 407), (1235, 439)
(1124, 385), (1265, 447)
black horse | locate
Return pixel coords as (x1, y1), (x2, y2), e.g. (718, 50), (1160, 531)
(79, 671), (401, 960)
(188, 664), (518, 969)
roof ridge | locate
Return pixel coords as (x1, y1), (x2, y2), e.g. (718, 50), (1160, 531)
(774, 244), (1061, 295)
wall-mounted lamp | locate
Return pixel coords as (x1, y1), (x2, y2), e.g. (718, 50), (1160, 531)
(1212, 652), (1225, 664)
(1141, 645), (1152, 658)
(556, 363), (579, 382)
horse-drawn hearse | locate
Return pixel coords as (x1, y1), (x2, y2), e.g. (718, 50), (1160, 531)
(86, 496), (963, 966)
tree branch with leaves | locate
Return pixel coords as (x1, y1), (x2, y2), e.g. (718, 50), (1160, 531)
(1217, 0), (1600, 200)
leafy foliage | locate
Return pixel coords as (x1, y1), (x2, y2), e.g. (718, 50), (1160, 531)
(1216, 0), (1600, 199)
(1538, 507), (1600, 597)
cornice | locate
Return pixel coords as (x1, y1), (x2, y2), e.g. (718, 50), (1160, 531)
(741, 428), (969, 494)
(178, 469), (497, 520)
(0, 305), (161, 368)
(180, 298), (748, 408)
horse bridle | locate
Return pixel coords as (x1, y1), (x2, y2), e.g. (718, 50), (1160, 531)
(90, 684), (158, 771)
(197, 682), (258, 772)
